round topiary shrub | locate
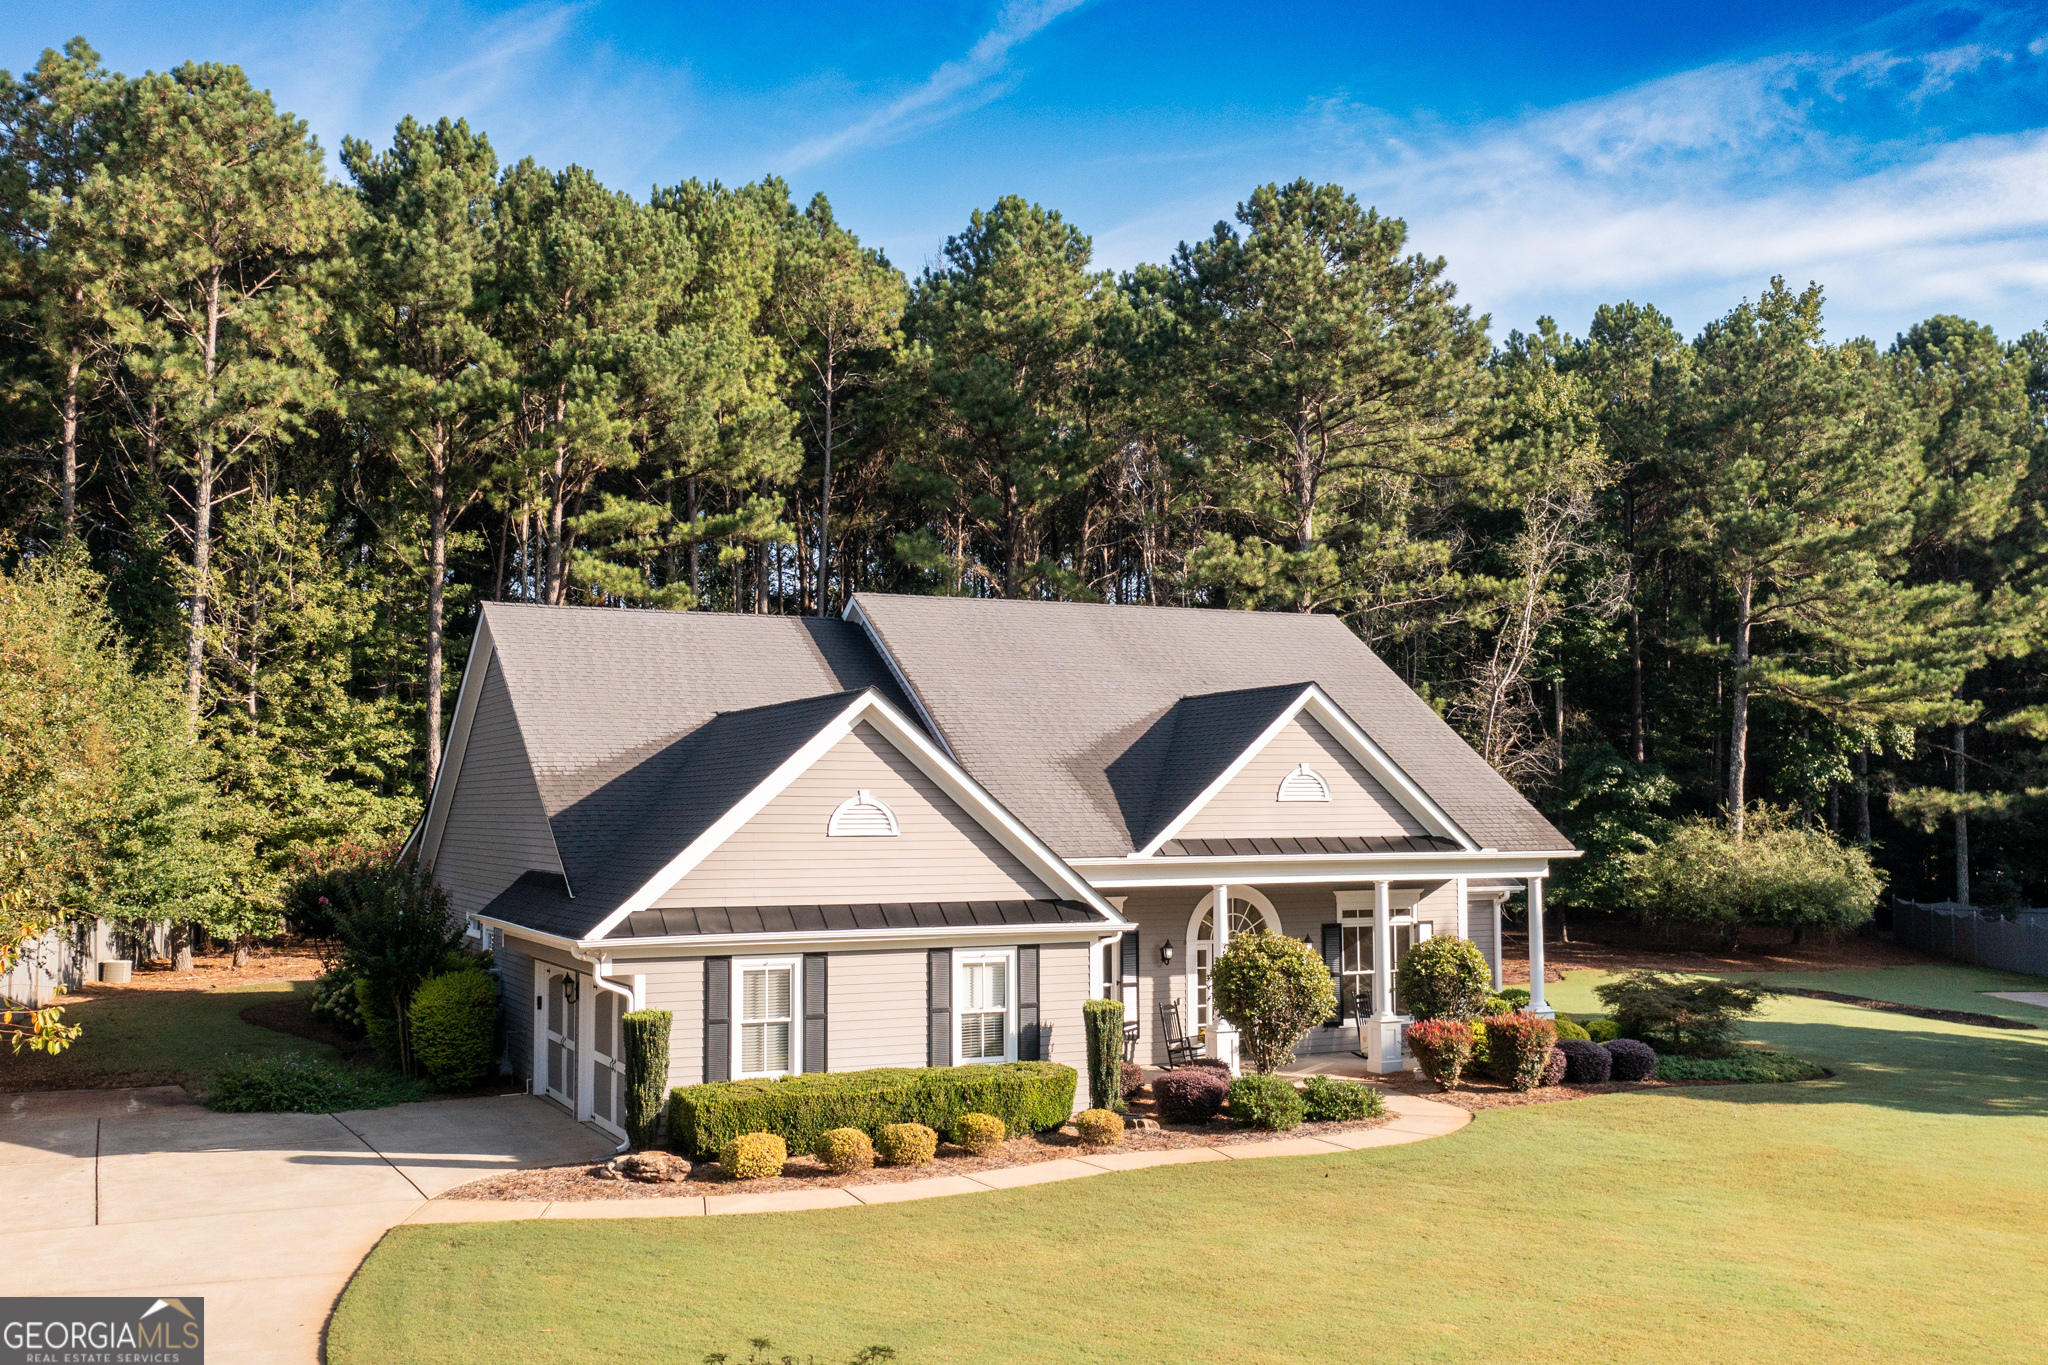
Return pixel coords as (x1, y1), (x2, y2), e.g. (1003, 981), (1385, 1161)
(1213, 930), (1338, 1074)
(1605, 1038), (1658, 1082)
(1541, 1045), (1568, 1087)
(1556, 1038), (1613, 1084)
(816, 1127), (875, 1174)
(1394, 936), (1494, 1021)
(1075, 1108), (1124, 1144)
(1154, 1067), (1229, 1123)
(1585, 1017), (1623, 1043)
(1181, 1057), (1232, 1080)
(1226, 1073), (1304, 1131)
(719, 1131), (787, 1181)
(1300, 1074), (1383, 1121)
(1552, 1016), (1592, 1042)
(877, 1122), (938, 1167)
(1119, 1061), (1147, 1103)
(953, 1112), (1006, 1155)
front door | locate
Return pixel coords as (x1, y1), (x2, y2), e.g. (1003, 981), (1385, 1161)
(539, 969), (579, 1110)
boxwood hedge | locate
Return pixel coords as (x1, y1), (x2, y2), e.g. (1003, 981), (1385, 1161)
(666, 1061), (1077, 1159)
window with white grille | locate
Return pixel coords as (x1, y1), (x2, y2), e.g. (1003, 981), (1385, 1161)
(827, 789), (900, 836)
(1277, 763), (1332, 802)
(956, 952), (1012, 1063)
(736, 960), (798, 1077)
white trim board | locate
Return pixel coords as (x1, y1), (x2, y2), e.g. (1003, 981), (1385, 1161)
(1134, 684), (1477, 856)
(1072, 850), (1576, 890)
(482, 917), (1112, 959)
(583, 689), (1126, 943)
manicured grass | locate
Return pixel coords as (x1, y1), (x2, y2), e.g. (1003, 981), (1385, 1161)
(0, 981), (338, 1091)
(327, 964), (2048, 1364)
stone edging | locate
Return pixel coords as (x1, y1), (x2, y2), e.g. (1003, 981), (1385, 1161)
(402, 1093), (1470, 1225)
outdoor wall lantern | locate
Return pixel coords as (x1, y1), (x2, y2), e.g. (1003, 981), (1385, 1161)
(561, 975), (580, 1006)
(1159, 939), (1174, 964)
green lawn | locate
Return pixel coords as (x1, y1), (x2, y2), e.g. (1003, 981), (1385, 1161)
(0, 980), (337, 1091)
(327, 964), (2048, 1364)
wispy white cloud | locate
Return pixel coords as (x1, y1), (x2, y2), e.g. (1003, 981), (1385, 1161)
(777, 0), (1089, 172)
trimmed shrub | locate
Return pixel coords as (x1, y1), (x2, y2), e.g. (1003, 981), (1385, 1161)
(1300, 1074), (1384, 1121)
(952, 1112), (1006, 1155)
(666, 1062), (1076, 1160)
(1497, 987), (1532, 1009)
(1075, 1108), (1124, 1144)
(720, 1132), (787, 1180)
(332, 860), (466, 1076)
(1605, 1038), (1658, 1082)
(1407, 1018), (1476, 1090)
(877, 1122), (938, 1167)
(1395, 936), (1494, 1021)
(1153, 1067), (1228, 1123)
(1484, 1013), (1559, 1092)
(1551, 1016), (1591, 1042)
(1467, 1019), (1493, 1073)
(1556, 1039), (1613, 1084)
(1584, 1017), (1622, 1043)
(1226, 1073), (1304, 1131)
(1181, 1057), (1232, 1079)
(1081, 997), (1127, 1112)
(1541, 1046), (1568, 1086)
(205, 1054), (423, 1113)
(1119, 1061), (1147, 1103)
(408, 969), (497, 1088)
(620, 1009), (673, 1150)
(1212, 930), (1338, 1073)
(1653, 1050), (1827, 1083)
(1479, 995), (1515, 1017)
(1594, 970), (1767, 1057)
(816, 1127), (874, 1173)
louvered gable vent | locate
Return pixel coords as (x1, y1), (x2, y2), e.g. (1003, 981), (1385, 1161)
(827, 789), (900, 836)
(1277, 763), (1332, 802)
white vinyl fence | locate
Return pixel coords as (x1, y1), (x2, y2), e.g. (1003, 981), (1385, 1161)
(1892, 899), (2048, 979)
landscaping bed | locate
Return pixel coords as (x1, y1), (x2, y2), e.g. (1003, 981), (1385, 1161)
(442, 1104), (1394, 1202)
(1373, 1054), (1831, 1112)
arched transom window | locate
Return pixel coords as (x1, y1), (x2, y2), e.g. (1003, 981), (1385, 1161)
(827, 789), (899, 837)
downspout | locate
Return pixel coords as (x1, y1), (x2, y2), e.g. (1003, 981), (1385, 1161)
(571, 947), (641, 1153)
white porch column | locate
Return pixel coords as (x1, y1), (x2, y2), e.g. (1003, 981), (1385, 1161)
(1526, 875), (1552, 1017)
(575, 972), (597, 1120)
(1370, 880), (1394, 1020)
(1455, 876), (1469, 940)
(1491, 897), (1505, 991)
(1206, 883), (1236, 1068)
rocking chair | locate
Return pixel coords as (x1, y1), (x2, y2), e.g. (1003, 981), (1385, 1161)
(1157, 998), (1202, 1069)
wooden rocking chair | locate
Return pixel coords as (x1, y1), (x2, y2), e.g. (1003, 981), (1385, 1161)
(1157, 998), (1202, 1068)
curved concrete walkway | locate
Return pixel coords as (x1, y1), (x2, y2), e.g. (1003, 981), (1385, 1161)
(406, 1091), (1470, 1225)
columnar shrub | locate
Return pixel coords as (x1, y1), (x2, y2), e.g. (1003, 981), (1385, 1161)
(816, 1127), (874, 1173)
(952, 1112), (1006, 1154)
(1119, 1061), (1147, 1103)
(620, 1009), (673, 1150)
(720, 1132), (787, 1180)
(1394, 936), (1494, 1021)
(1483, 1013), (1559, 1092)
(1075, 1108), (1124, 1144)
(1556, 1039), (1613, 1084)
(1300, 1074), (1383, 1121)
(1153, 1067), (1228, 1123)
(1541, 1046), (1568, 1087)
(877, 1122), (938, 1166)
(1407, 1018), (1476, 1090)
(1604, 1038), (1658, 1082)
(1226, 1073), (1304, 1131)
(407, 969), (498, 1088)
(1081, 998), (1127, 1113)
(1212, 930), (1338, 1073)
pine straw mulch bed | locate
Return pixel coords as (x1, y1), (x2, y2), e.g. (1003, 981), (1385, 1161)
(1365, 1064), (1830, 1113)
(443, 1103), (1394, 1203)
(67, 946), (329, 997)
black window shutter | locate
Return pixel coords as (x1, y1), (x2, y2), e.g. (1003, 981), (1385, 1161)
(928, 948), (952, 1067)
(803, 952), (828, 1073)
(1119, 930), (1139, 983)
(1016, 945), (1041, 1061)
(704, 956), (731, 1083)
(1321, 924), (1343, 1026)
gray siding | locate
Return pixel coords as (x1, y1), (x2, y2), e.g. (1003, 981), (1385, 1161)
(434, 654), (564, 921)
(495, 938), (535, 1086)
(827, 949), (929, 1072)
(1176, 714), (1428, 842)
(640, 955), (704, 1090)
(656, 722), (1052, 908)
(1467, 896), (1499, 979)
(1037, 940), (1092, 1111)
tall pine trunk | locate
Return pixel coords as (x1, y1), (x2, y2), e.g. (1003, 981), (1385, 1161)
(60, 354), (80, 539)
(1728, 572), (1752, 839)
(816, 385), (835, 617)
(1855, 749), (1872, 843)
(426, 434), (449, 788)
(1954, 722), (1969, 905)
(185, 268), (224, 737)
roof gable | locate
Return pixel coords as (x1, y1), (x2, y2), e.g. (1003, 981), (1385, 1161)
(1176, 711), (1430, 844)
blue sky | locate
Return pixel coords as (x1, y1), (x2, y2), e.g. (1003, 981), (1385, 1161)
(7, 0), (2047, 344)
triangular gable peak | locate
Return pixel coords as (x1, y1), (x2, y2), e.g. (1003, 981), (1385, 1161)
(1135, 684), (1475, 857)
(586, 690), (1122, 942)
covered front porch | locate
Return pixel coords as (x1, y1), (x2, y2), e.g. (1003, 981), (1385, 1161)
(1091, 861), (1558, 1075)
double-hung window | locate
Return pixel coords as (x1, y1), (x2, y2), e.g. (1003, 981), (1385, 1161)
(956, 951), (1014, 1064)
(735, 958), (800, 1078)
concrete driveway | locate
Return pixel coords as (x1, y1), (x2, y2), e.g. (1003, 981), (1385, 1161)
(1, 1087), (613, 1363)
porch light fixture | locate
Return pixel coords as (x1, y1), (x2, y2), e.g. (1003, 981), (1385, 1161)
(1160, 939), (1174, 964)
(560, 975), (579, 1006)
